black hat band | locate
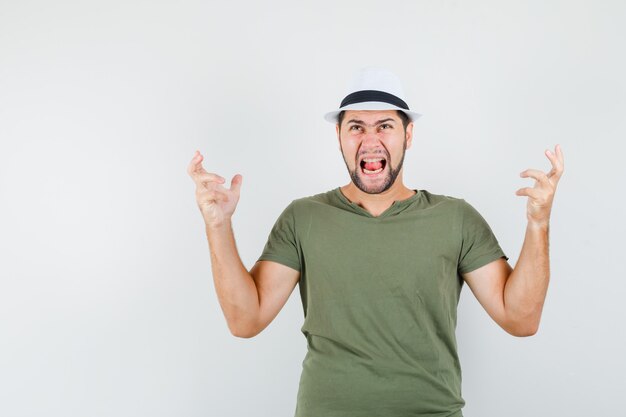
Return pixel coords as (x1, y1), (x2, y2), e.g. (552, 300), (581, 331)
(340, 90), (409, 110)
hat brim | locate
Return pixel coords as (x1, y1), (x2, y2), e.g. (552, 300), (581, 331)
(324, 102), (422, 123)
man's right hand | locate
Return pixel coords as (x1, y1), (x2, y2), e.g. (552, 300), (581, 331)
(187, 150), (242, 228)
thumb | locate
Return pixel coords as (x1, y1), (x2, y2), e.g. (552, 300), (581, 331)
(230, 174), (243, 194)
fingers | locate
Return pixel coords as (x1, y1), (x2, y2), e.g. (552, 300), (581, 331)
(187, 151), (243, 202)
(187, 150), (205, 177)
(544, 144), (564, 180)
(197, 172), (226, 185)
(515, 187), (540, 199)
(187, 150), (226, 187)
(555, 144), (564, 164)
(229, 174), (243, 194)
(520, 169), (550, 185)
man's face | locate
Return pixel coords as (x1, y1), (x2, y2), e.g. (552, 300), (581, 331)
(337, 110), (413, 194)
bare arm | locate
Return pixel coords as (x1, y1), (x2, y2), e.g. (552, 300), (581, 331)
(205, 221), (260, 337)
(188, 151), (299, 338)
(206, 222), (299, 337)
(463, 225), (548, 337)
(463, 145), (564, 336)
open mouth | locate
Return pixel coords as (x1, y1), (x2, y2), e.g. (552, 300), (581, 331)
(359, 157), (387, 175)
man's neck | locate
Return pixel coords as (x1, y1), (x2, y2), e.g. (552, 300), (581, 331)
(340, 180), (416, 217)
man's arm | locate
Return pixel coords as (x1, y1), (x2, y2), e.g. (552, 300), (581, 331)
(188, 150), (299, 338)
(205, 221), (258, 337)
(206, 222), (299, 338)
(462, 145), (564, 337)
(463, 224), (548, 337)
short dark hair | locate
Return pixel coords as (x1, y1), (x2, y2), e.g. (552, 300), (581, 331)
(337, 110), (410, 130)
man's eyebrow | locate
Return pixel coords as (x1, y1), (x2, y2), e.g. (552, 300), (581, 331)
(346, 118), (396, 125)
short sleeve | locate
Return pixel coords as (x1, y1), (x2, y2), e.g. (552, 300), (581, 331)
(458, 199), (509, 274)
(257, 201), (301, 272)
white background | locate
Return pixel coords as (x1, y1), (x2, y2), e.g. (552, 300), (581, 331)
(1, 1), (625, 416)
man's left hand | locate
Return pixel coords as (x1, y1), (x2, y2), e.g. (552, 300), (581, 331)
(516, 144), (565, 227)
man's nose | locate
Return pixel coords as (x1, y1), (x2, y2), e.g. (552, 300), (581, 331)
(361, 129), (382, 146)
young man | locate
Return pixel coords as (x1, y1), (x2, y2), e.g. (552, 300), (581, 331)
(187, 68), (564, 417)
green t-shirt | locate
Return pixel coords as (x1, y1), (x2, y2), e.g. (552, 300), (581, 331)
(258, 187), (508, 417)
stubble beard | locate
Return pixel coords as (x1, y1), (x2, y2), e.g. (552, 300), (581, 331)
(342, 139), (408, 195)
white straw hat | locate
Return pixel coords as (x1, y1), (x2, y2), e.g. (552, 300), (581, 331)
(324, 67), (422, 123)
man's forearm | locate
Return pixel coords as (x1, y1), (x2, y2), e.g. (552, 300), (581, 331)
(503, 222), (550, 335)
(206, 221), (260, 337)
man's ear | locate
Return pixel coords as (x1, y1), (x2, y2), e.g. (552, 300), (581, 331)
(405, 122), (414, 149)
(336, 123), (341, 149)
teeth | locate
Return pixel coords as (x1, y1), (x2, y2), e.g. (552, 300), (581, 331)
(363, 167), (384, 174)
(362, 158), (384, 163)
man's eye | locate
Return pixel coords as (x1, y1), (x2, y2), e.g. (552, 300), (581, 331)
(349, 125), (362, 131)
(380, 124), (392, 129)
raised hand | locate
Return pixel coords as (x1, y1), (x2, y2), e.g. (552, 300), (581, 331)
(187, 150), (243, 228)
(515, 144), (565, 227)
